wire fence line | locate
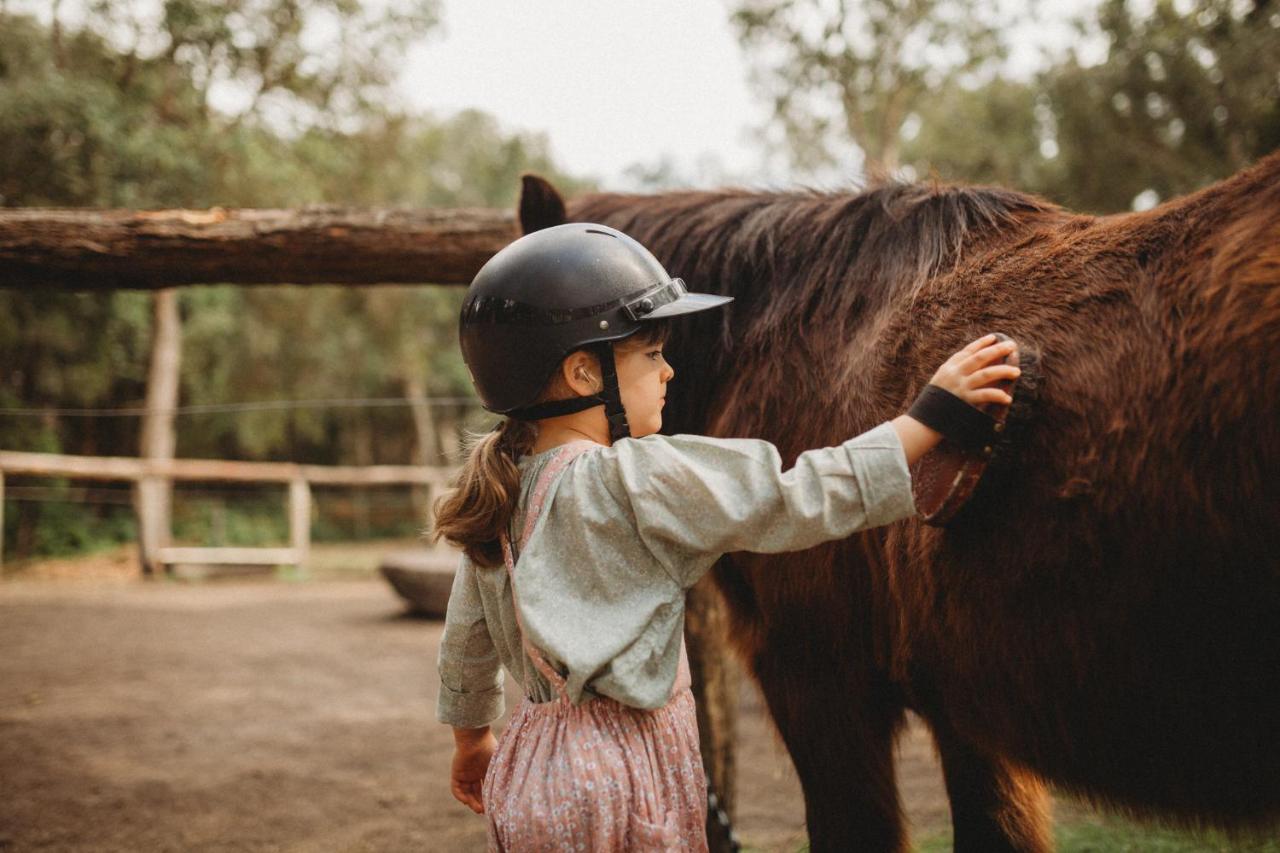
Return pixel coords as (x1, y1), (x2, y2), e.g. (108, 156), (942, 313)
(0, 396), (480, 418)
(3, 484), (428, 507)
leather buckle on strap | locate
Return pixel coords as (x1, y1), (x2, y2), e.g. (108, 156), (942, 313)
(621, 278), (687, 321)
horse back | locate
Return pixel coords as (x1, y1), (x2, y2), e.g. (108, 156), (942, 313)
(564, 153), (1280, 826)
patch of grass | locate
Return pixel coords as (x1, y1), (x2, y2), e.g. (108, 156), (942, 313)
(915, 815), (1280, 852)
(3, 491), (137, 566)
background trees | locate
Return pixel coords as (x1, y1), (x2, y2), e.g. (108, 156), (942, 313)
(0, 1), (586, 559)
(4, 0), (1278, 560)
(730, 0), (1005, 177)
(731, 0), (1280, 212)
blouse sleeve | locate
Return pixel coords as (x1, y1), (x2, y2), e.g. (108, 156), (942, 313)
(563, 420), (916, 589)
(435, 553), (505, 728)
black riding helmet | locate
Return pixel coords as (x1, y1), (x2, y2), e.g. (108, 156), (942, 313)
(460, 222), (733, 441)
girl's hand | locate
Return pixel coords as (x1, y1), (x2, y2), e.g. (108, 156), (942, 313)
(450, 726), (497, 814)
(928, 334), (1020, 407)
(892, 334), (1020, 465)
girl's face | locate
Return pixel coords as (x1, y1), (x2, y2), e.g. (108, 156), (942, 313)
(613, 334), (674, 438)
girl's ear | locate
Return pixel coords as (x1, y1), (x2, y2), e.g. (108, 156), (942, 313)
(562, 350), (601, 396)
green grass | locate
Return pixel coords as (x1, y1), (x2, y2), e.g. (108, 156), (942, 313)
(914, 815), (1280, 852)
(755, 813), (1280, 853)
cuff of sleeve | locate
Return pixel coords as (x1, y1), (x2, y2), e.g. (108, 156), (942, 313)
(436, 682), (505, 729)
(843, 421), (917, 527)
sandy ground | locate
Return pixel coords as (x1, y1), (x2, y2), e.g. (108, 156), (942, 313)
(0, 545), (959, 852)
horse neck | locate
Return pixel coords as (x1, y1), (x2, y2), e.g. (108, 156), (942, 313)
(569, 185), (1061, 435)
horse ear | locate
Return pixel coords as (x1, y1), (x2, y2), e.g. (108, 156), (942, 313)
(519, 173), (568, 235)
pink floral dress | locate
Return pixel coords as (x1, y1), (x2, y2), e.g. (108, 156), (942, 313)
(481, 441), (708, 852)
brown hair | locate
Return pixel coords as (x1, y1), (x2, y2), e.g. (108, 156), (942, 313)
(431, 322), (670, 567)
(430, 416), (539, 567)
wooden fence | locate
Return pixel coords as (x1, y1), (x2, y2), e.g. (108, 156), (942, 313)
(0, 450), (456, 573)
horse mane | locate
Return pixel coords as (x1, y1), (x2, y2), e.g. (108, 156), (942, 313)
(570, 181), (1064, 352)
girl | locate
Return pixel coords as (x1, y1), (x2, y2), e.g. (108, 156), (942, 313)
(434, 222), (1018, 851)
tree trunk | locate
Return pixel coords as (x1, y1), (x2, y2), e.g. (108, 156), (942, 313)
(0, 207), (514, 290)
(133, 288), (181, 577)
(352, 414), (375, 539)
(402, 371), (439, 530)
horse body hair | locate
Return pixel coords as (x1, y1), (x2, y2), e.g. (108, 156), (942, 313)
(520, 150), (1280, 845)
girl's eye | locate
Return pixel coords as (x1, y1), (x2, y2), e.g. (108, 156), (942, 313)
(648, 350), (663, 360)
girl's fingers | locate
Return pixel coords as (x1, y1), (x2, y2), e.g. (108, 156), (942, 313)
(960, 333), (998, 355)
(961, 340), (1017, 372)
(966, 364), (1021, 386)
(967, 388), (1014, 405)
(452, 781), (484, 813)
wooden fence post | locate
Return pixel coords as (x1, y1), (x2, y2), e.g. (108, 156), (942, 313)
(137, 288), (181, 577)
(289, 477), (311, 576)
(134, 475), (170, 576)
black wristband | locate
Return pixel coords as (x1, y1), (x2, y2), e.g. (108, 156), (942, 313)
(908, 384), (997, 450)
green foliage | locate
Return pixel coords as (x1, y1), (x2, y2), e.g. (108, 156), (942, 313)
(1036, 0), (1280, 212)
(1, 480), (137, 567)
(0, 2), (590, 560)
(730, 0), (1007, 174)
(902, 77), (1049, 192)
(730, 0), (1280, 212)
(0, 289), (152, 455)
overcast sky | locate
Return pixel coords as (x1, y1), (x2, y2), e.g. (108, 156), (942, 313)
(398, 1), (1094, 190)
(399, 1), (771, 189)
(28, 0), (1096, 192)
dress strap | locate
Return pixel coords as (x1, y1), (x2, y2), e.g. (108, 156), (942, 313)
(500, 440), (600, 697)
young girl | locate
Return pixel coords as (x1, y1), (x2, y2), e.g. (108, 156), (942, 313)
(434, 222), (1019, 851)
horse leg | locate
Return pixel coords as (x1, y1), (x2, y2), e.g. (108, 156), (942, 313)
(928, 717), (1053, 852)
(753, 649), (908, 853)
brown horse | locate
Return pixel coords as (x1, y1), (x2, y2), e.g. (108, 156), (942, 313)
(516, 151), (1280, 852)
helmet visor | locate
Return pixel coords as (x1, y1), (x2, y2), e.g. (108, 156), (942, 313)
(621, 278), (733, 321)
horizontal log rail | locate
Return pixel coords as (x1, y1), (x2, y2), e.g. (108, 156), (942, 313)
(0, 206), (516, 290)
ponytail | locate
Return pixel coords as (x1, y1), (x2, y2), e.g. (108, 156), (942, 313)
(431, 418), (537, 568)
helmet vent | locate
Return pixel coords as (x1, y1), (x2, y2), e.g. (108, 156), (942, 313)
(584, 228), (618, 238)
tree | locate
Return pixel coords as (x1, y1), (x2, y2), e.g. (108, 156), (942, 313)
(731, 0), (1280, 212)
(1039, 0), (1280, 211)
(900, 76), (1049, 190)
(729, 0), (1005, 177)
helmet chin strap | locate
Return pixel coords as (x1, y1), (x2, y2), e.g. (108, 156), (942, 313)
(592, 342), (632, 442)
(504, 342), (632, 442)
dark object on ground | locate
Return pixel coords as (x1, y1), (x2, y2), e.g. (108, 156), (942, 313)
(379, 550), (457, 617)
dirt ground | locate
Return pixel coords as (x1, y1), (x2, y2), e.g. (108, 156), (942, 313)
(0, 543), (960, 852)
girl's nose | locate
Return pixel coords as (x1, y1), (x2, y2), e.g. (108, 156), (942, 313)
(661, 357), (675, 382)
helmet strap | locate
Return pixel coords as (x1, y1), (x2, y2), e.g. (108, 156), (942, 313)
(592, 341), (632, 443)
(505, 342), (632, 442)
(512, 395), (607, 422)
